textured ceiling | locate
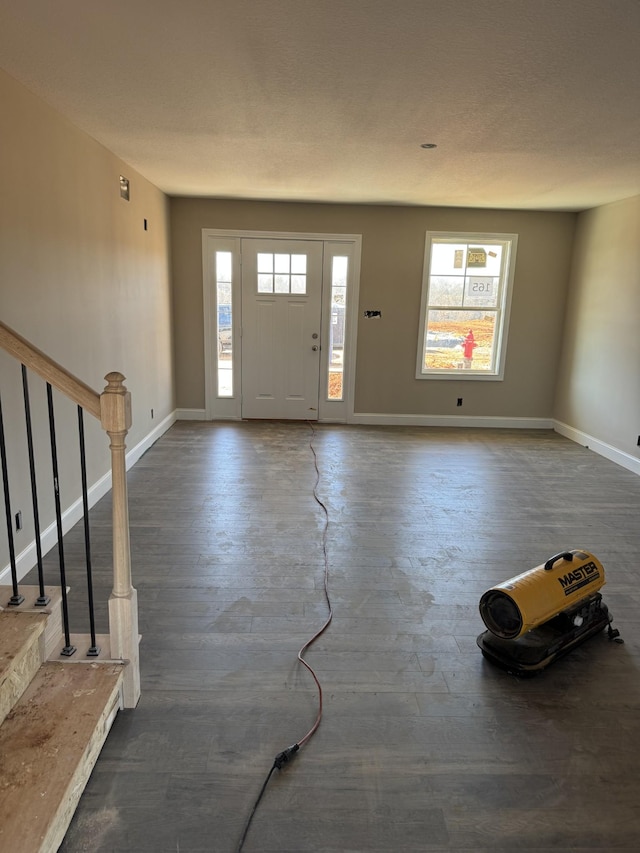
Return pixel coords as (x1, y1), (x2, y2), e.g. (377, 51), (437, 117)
(1, 0), (639, 210)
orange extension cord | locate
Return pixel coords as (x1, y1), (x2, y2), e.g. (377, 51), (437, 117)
(235, 422), (333, 853)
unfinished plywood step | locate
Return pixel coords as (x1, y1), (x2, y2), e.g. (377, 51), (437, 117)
(0, 661), (123, 853)
(0, 586), (66, 660)
(47, 633), (113, 662)
(0, 610), (47, 728)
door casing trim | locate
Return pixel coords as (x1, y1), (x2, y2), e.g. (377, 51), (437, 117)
(202, 229), (362, 422)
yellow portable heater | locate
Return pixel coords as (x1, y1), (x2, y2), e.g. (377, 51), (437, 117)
(477, 550), (622, 674)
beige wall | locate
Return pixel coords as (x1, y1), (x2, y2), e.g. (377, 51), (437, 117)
(170, 198), (576, 417)
(0, 69), (173, 571)
(1, 57), (635, 581)
(554, 195), (640, 457)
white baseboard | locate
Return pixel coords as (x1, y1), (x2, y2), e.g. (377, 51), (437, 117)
(176, 410), (554, 430)
(126, 411), (176, 469)
(553, 420), (640, 476)
(0, 470), (113, 587)
(0, 411), (176, 586)
(349, 413), (554, 429)
(176, 408), (206, 420)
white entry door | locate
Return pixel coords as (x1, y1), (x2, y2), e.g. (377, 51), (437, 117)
(241, 238), (324, 420)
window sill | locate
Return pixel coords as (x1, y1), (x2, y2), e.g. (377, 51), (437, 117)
(416, 371), (504, 381)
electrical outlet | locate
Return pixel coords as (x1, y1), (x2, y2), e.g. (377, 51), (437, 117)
(151, 408), (154, 419)
(457, 398), (463, 407)
(637, 435), (640, 446)
(15, 510), (22, 531)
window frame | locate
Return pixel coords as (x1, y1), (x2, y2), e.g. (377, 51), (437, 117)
(415, 231), (518, 381)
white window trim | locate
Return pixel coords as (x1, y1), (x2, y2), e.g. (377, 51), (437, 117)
(416, 231), (518, 381)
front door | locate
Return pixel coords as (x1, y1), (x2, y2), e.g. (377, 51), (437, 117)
(241, 238), (323, 420)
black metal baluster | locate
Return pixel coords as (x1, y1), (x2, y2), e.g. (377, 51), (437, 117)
(0, 391), (24, 606)
(21, 365), (50, 606)
(46, 383), (76, 656)
(78, 406), (99, 656)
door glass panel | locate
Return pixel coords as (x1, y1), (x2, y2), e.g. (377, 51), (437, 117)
(255, 253), (307, 294)
(291, 275), (306, 294)
(258, 274), (273, 293)
(327, 255), (348, 400)
(291, 254), (307, 274)
(216, 251), (233, 396)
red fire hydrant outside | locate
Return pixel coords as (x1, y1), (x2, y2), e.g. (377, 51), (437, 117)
(462, 329), (477, 368)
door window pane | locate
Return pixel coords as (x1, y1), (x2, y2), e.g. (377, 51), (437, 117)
(291, 254), (307, 274)
(255, 253), (307, 294)
(291, 275), (306, 294)
(274, 253), (290, 273)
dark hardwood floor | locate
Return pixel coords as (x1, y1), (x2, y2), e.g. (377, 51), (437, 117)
(50, 421), (640, 852)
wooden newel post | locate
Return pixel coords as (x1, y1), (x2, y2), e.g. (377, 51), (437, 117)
(100, 372), (140, 708)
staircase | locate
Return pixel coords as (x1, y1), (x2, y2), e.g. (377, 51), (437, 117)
(0, 588), (123, 853)
(0, 320), (141, 852)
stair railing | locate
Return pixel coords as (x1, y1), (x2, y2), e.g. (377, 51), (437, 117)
(0, 321), (140, 708)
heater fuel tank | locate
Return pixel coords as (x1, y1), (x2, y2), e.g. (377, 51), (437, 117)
(479, 550), (606, 640)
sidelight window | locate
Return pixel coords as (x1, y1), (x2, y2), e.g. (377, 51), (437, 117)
(327, 255), (348, 400)
(216, 251), (233, 397)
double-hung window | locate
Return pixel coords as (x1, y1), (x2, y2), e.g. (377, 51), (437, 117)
(416, 232), (518, 380)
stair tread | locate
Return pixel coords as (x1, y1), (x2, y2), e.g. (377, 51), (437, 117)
(0, 587), (67, 661)
(0, 661), (123, 853)
(0, 610), (46, 664)
(0, 586), (64, 613)
(0, 611), (48, 728)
